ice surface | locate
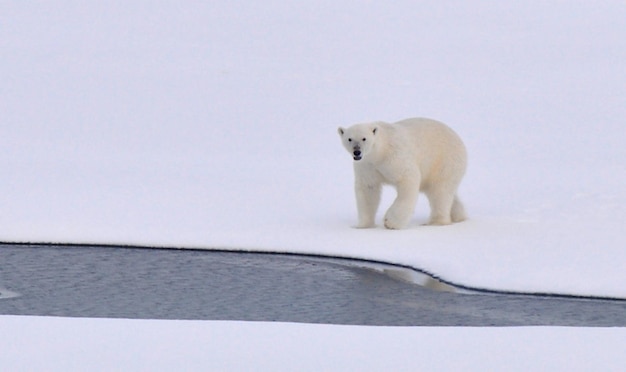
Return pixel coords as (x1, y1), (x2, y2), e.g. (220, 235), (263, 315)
(2, 1), (625, 298)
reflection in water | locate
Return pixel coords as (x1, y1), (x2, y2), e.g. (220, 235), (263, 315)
(0, 288), (20, 300)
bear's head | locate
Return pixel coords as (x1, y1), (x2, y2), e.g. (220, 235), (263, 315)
(337, 124), (378, 161)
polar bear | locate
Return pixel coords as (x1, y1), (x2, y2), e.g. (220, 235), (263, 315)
(338, 117), (467, 229)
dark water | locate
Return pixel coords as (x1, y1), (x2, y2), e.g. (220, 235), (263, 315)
(1, 244), (625, 326)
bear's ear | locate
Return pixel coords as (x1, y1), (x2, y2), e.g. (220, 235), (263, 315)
(372, 127), (378, 135)
(338, 127), (345, 136)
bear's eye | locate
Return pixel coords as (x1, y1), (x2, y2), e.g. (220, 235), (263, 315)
(348, 138), (352, 142)
(362, 138), (366, 141)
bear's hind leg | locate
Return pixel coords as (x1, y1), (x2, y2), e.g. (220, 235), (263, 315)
(426, 190), (455, 225)
(450, 195), (467, 223)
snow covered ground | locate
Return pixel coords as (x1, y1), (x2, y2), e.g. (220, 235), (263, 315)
(2, 315), (626, 371)
(2, 1), (626, 369)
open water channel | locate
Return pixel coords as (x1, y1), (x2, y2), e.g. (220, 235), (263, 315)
(1, 243), (625, 326)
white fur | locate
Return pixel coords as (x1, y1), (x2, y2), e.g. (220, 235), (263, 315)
(338, 117), (467, 229)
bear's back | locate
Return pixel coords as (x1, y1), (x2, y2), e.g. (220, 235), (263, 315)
(390, 117), (467, 181)
(395, 118), (464, 150)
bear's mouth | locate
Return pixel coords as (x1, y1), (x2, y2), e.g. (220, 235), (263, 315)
(353, 155), (362, 161)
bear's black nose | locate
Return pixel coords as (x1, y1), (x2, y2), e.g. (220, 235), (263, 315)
(353, 150), (361, 156)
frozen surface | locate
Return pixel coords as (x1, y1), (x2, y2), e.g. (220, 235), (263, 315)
(2, 316), (626, 372)
(2, 1), (626, 368)
(2, 1), (625, 298)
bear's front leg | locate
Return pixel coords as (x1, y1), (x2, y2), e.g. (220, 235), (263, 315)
(354, 181), (381, 228)
(384, 179), (419, 229)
